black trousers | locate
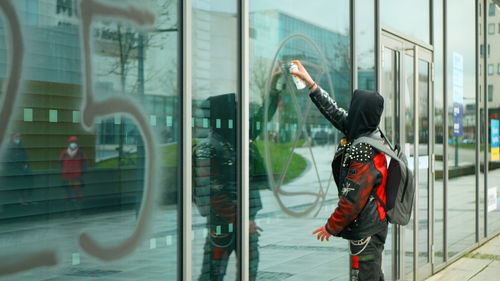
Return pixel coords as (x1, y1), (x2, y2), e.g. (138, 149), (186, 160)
(349, 226), (388, 281)
(198, 231), (259, 281)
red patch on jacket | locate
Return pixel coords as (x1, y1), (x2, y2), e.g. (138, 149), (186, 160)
(373, 152), (388, 220)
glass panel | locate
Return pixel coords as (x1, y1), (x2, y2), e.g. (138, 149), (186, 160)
(478, 0), (486, 247)
(0, 1), (180, 280)
(382, 47), (398, 280)
(191, 0), (239, 280)
(382, 0), (430, 43)
(433, 0), (445, 266)
(382, 48), (397, 143)
(403, 53), (415, 277)
(446, 0), (476, 258)
(249, 0), (351, 279)
(489, 23), (496, 34)
(490, 3), (497, 16)
(418, 59), (430, 266)
(358, 0), (375, 91)
(487, 0), (500, 235)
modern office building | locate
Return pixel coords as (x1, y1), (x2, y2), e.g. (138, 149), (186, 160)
(0, 0), (499, 280)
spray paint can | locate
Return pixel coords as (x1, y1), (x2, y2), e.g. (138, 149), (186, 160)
(287, 62), (307, 90)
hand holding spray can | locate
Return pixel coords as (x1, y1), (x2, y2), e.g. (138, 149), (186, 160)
(287, 62), (307, 90)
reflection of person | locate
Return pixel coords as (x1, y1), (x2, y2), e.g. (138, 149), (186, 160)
(1, 133), (33, 205)
(193, 93), (264, 281)
(59, 136), (87, 209)
(292, 60), (389, 280)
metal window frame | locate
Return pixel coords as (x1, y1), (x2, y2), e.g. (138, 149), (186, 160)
(442, 0), (449, 264)
(484, 0), (489, 238)
(240, 0), (250, 280)
(413, 44), (420, 281)
(352, 0), (358, 91)
(177, 0), (185, 279)
(475, 0), (481, 245)
(350, 2), (356, 279)
(181, 0), (192, 280)
(430, 0), (436, 270)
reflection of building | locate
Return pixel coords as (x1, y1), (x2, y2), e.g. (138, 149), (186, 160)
(486, 2), (500, 120)
(358, 69), (376, 91)
(0, 0), (179, 219)
(192, 8), (238, 101)
(0, 0), (178, 170)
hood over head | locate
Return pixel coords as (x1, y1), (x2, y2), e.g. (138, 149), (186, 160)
(346, 89), (384, 141)
(201, 93), (236, 144)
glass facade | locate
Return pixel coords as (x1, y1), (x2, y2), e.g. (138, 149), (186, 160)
(487, 0), (500, 237)
(446, 0), (477, 258)
(433, 0), (445, 266)
(249, 1), (351, 279)
(357, 0), (375, 91)
(0, 0), (180, 280)
(0, 0), (498, 280)
(382, 0), (430, 43)
(191, 0), (239, 279)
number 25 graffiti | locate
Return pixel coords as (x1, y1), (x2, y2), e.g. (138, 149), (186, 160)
(0, 0), (158, 276)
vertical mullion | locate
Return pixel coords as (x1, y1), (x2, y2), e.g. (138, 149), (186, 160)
(182, 0), (192, 280)
(400, 45), (406, 281)
(413, 45), (420, 281)
(351, 0), (357, 90)
(240, 0), (250, 280)
(442, 0), (449, 263)
(349, 2), (356, 279)
(177, 0), (184, 279)
(483, 0), (489, 239)
(475, 0), (481, 243)
(430, 0), (436, 271)
(375, 0), (381, 93)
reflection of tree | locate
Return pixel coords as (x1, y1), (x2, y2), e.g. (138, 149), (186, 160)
(251, 56), (272, 102)
(116, 24), (137, 166)
(326, 35), (351, 90)
(99, 0), (176, 166)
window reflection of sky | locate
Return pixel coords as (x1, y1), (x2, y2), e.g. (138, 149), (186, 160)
(382, 0), (430, 43)
(251, 0), (349, 34)
(447, 0), (476, 107)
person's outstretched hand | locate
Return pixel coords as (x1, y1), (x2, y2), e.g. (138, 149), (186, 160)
(289, 60), (317, 91)
(312, 225), (332, 242)
(249, 221), (263, 236)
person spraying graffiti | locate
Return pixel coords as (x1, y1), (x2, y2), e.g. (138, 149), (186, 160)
(291, 60), (389, 280)
(59, 136), (87, 214)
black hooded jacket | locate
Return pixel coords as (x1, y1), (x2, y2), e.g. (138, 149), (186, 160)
(310, 87), (388, 240)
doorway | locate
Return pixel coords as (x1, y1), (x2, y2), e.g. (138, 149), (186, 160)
(380, 30), (434, 281)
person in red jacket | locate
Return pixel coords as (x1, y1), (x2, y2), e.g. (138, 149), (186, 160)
(291, 60), (388, 281)
(59, 136), (87, 206)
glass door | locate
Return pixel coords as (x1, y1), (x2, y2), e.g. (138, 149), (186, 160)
(381, 31), (434, 281)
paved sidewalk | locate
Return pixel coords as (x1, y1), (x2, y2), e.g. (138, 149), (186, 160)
(426, 234), (500, 281)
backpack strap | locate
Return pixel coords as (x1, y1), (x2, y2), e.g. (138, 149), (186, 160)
(353, 134), (398, 160)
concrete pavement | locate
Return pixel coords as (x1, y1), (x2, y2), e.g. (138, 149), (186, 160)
(426, 234), (500, 281)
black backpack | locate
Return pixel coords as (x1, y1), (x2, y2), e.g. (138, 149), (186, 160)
(353, 129), (415, 226)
